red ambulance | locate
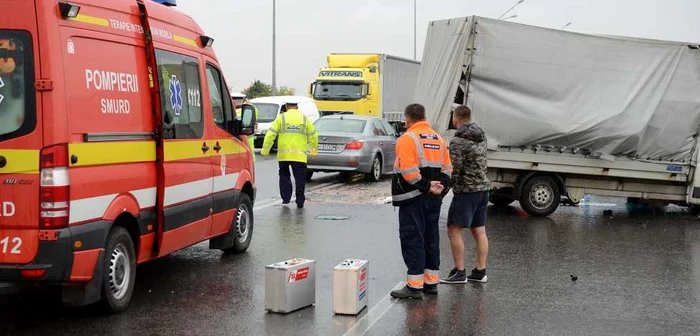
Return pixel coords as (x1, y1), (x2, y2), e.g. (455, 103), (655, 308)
(0, 0), (257, 312)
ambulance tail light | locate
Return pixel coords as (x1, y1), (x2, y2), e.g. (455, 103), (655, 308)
(40, 145), (70, 230)
(345, 141), (365, 151)
(21, 269), (47, 279)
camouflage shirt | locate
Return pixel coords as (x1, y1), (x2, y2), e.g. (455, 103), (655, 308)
(449, 122), (490, 193)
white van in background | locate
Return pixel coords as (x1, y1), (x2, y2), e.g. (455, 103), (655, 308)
(250, 96), (320, 148)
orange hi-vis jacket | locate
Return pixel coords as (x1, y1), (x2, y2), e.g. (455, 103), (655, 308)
(392, 121), (452, 206)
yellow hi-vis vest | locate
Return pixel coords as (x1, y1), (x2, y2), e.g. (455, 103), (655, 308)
(261, 109), (318, 163)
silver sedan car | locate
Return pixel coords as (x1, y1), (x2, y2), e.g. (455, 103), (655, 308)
(307, 115), (398, 182)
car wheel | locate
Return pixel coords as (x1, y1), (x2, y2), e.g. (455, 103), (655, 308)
(101, 226), (136, 313)
(365, 156), (382, 182)
(223, 194), (254, 254)
(520, 176), (561, 217)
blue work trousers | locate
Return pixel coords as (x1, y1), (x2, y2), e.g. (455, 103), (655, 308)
(279, 161), (307, 207)
(399, 194), (442, 277)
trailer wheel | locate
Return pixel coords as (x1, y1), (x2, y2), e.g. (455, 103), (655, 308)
(520, 176), (560, 216)
(101, 226), (136, 313)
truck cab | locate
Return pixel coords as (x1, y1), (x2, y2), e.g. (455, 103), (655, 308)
(310, 54), (379, 117)
(0, 0), (256, 312)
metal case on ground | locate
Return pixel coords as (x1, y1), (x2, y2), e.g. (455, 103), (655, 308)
(333, 259), (368, 315)
(265, 258), (316, 314)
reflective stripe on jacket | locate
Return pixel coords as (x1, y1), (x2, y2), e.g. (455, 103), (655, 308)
(261, 109), (318, 163)
(391, 121), (451, 206)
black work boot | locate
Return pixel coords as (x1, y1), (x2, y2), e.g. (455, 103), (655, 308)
(423, 284), (438, 295)
(390, 285), (424, 299)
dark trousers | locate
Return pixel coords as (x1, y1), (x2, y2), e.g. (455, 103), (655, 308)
(279, 161), (307, 207)
(399, 194), (442, 277)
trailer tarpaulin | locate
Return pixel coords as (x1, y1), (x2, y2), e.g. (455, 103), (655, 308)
(414, 17), (471, 136)
(415, 16), (700, 162)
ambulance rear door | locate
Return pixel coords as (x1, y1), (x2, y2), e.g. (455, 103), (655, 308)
(0, 0), (43, 265)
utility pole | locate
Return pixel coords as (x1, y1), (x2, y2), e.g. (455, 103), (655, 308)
(414, 0), (417, 60)
(272, 0), (277, 95)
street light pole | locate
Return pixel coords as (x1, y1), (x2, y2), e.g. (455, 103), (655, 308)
(272, 0), (277, 95)
(497, 0), (524, 20)
(414, 0), (416, 60)
(562, 22), (572, 30)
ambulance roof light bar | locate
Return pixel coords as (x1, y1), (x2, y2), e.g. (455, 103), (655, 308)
(151, 0), (177, 6)
(58, 2), (81, 19)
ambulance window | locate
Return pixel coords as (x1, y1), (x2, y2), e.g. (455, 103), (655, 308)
(206, 64), (232, 131)
(0, 31), (35, 142)
(155, 50), (203, 139)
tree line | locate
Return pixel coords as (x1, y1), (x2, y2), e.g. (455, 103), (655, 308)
(232, 80), (296, 99)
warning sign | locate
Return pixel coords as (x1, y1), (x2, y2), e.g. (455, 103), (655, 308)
(288, 267), (310, 283)
(358, 267), (367, 300)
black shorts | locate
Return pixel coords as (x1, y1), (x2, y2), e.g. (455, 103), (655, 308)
(447, 191), (490, 228)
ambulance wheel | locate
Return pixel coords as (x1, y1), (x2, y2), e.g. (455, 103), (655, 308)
(101, 226), (136, 313)
(520, 176), (560, 217)
(365, 156), (382, 182)
(224, 194), (254, 254)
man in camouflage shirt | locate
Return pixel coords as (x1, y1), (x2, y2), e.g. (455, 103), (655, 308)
(441, 105), (491, 284)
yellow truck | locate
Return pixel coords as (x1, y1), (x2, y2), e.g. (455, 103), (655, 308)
(309, 54), (420, 123)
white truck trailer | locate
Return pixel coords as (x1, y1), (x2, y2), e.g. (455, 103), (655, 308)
(414, 16), (700, 216)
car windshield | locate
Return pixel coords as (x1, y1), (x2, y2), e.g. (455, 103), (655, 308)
(254, 103), (279, 123)
(314, 118), (367, 134)
(313, 81), (363, 101)
(0, 31), (33, 141)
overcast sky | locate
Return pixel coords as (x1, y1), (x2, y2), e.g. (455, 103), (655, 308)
(176, 0), (700, 94)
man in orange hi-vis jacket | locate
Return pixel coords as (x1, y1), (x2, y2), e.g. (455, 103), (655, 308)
(390, 104), (452, 299)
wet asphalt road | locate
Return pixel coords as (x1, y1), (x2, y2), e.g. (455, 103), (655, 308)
(254, 151), (337, 203)
(2, 156), (700, 335)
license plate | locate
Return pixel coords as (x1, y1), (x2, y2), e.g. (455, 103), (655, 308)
(318, 144), (337, 151)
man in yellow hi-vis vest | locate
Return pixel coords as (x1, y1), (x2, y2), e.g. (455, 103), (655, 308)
(261, 101), (318, 208)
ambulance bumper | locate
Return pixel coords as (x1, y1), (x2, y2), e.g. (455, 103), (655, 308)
(0, 228), (75, 284)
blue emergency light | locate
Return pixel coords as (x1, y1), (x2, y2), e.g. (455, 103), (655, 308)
(151, 0), (177, 6)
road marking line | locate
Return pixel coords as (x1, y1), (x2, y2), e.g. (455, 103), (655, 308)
(253, 181), (343, 211)
(342, 282), (404, 336)
(580, 202), (618, 207)
(254, 200), (282, 211)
